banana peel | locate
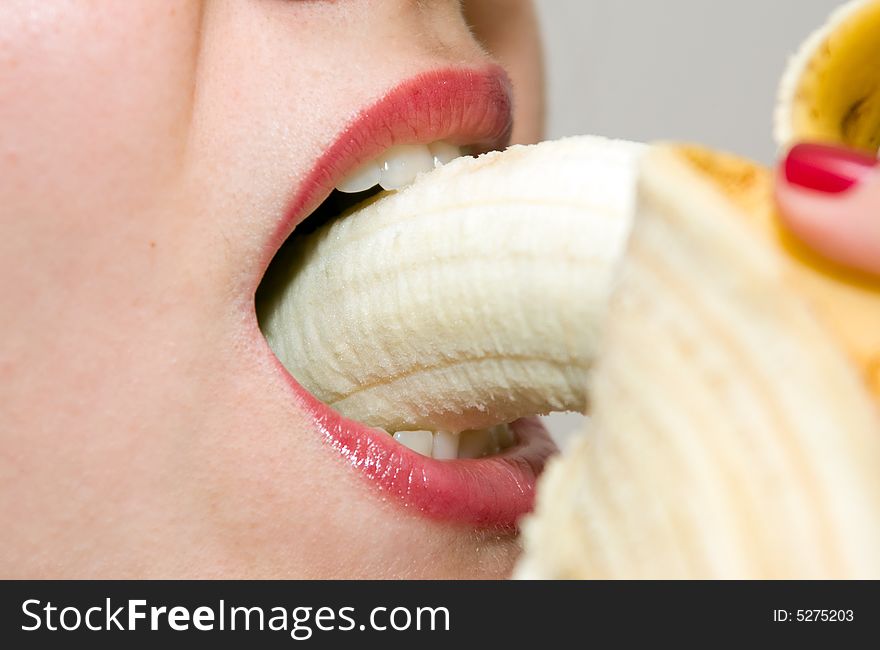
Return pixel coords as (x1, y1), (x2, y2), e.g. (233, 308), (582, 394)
(775, 0), (880, 151)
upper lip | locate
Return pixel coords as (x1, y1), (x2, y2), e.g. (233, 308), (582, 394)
(258, 65), (514, 280)
(258, 65), (556, 529)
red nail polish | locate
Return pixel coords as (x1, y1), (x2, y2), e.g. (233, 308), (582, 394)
(783, 142), (878, 194)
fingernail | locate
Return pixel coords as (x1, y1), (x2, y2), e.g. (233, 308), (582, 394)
(783, 142), (877, 194)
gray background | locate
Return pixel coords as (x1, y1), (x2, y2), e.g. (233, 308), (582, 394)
(536, 0), (841, 162)
(535, 0), (842, 441)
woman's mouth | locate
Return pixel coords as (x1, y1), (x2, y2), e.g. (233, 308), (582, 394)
(254, 66), (557, 529)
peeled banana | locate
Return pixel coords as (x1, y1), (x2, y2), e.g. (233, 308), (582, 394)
(259, 137), (644, 434)
(258, 0), (880, 577)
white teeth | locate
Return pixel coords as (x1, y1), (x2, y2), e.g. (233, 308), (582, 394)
(377, 144), (435, 190)
(334, 141), (462, 193)
(428, 141), (462, 168)
(431, 431), (459, 460)
(334, 159), (380, 193)
(392, 430), (433, 456)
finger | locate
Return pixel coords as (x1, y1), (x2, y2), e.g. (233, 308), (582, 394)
(775, 142), (880, 277)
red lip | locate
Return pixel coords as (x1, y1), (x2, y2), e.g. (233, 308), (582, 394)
(260, 66), (514, 271)
(260, 66), (557, 528)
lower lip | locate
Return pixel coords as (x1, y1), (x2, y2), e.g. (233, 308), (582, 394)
(272, 353), (557, 528)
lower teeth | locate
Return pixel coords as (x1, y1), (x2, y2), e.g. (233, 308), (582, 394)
(385, 424), (515, 459)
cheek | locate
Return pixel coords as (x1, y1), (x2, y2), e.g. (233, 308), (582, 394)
(0, 1), (205, 417)
(0, 1), (208, 554)
(0, 1), (201, 226)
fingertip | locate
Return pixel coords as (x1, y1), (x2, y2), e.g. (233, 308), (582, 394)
(774, 146), (880, 277)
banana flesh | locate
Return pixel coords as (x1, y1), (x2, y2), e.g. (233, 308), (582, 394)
(516, 146), (880, 578)
(775, 0), (880, 151)
(259, 136), (644, 434)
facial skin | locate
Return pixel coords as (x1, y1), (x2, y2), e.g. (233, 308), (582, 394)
(0, 0), (543, 578)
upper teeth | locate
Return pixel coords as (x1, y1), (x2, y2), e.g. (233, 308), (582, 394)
(334, 141), (463, 193)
